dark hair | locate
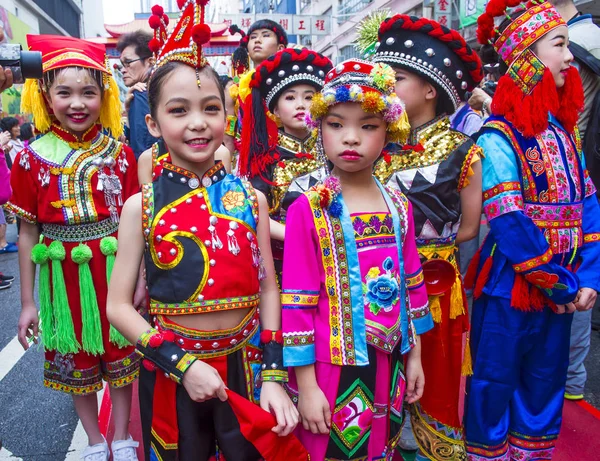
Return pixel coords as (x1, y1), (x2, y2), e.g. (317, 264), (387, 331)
(19, 122), (34, 142)
(0, 117), (19, 133)
(116, 30), (153, 59)
(218, 74), (233, 90)
(246, 20), (288, 46)
(148, 63), (226, 119)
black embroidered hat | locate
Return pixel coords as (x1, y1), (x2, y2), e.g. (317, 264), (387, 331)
(237, 48), (332, 178)
(373, 15), (483, 114)
(253, 48), (333, 112)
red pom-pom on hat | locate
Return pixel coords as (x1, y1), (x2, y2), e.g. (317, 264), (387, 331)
(148, 38), (161, 53)
(163, 14), (170, 26)
(177, 0), (186, 8)
(192, 23), (211, 45)
(148, 14), (161, 30)
(151, 5), (164, 16)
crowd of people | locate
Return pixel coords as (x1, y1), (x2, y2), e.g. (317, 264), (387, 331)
(0, 0), (598, 460)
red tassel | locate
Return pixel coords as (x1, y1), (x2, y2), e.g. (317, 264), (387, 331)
(142, 359), (156, 372)
(556, 66), (585, 134)
(530, 286), (546, 311)
(511, 274), (531, 311)
(492, 69), (558, 138)
(464, 247), (481, 290)
(473, 255), (493, 299)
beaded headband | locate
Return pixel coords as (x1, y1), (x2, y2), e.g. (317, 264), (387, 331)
(478, 0), (565, 66)
(307, 60), (410, 144)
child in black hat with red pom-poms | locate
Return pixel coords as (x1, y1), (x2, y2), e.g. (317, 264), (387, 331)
(237, 48), (332, 282)
(358, 13), (484, 460)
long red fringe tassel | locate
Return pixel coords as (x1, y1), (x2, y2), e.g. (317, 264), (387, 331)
(492, 69), (558, 138)
(464, 247), (481, 290)
(473, 255), (493, 299)
(492, 66), (585, 138)
(511, 274), (531, 311)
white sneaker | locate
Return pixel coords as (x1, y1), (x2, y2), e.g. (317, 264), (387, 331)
(111, 436), (139, 461)
(81, 438), (109, 461)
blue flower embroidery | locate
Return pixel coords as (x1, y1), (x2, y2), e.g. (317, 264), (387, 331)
(363, 257), (399, 315)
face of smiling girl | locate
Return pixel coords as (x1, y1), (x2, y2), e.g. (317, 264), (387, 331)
(45, 67), (102, 137)
(146, 65), (225, 172)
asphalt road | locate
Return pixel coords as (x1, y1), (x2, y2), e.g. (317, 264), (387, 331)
(0, 222), (599, 460)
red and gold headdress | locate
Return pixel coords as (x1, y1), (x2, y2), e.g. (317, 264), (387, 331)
(20, 34), (123, 137)
(148, 0), (212, 79)
(477, 0), (583, 137)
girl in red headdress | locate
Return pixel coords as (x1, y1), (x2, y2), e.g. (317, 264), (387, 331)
(106, 2), (300, 461)
(464, 1), (600, 459)
(7, 35), (140, 460)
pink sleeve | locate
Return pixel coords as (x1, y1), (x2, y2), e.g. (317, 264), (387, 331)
(0, 153), (11, 205)
(402, 199), (433, 334)
(281, 194), (321, 367)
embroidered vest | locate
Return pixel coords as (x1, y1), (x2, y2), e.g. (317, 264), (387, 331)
(143, 162), (263, 315)
(482, 115), (592, 254)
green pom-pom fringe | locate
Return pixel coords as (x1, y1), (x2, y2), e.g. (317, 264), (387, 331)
(110, 325), (131, 348)
(31, 243), (49, 265)
(75, 244), (104, 355)
(355, 9), (392, 58)
(49, 241), (80, 354)
(48, 240), (66, 261)
(71, 244), (93, 265)
(100, 236), (118, 256)
(32, 243), (56, 350)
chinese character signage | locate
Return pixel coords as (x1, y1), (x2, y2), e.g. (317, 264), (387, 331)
(433, 0), (453, 27)
(221, 14), (331, 36)
(459, 0), (487, 28)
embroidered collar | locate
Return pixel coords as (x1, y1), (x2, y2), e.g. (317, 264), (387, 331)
(162, 161), (227, 189)
(407, 116), (449, 146)
(50, 122), (101, 150)
(277, 130), (316, 157)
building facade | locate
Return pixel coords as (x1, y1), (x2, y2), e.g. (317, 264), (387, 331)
(1, 0), (83, 38)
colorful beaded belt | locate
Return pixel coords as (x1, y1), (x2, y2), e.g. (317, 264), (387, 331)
(155, 308), (260, 358)
(41, 218), (119, 242)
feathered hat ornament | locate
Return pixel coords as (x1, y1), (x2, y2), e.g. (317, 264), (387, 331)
(355, 9), (392, 59)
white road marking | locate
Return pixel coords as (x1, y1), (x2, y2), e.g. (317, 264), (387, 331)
(0, 336), (27, 382)
(0, 447), (23, 461)
(64, 385), (106, 460)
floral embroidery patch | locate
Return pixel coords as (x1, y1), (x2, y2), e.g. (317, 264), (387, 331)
(221, 187), (248, 213)
(331, 380), (374, 455)
(524, 270), (567, 295)
(363, 256), (399, 315)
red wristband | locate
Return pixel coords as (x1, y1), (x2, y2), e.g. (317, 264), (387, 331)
(260, 329), (283, 345)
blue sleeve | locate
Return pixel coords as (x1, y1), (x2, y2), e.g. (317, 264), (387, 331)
(577, 192), (600, 292)
(479, 132), (579, 304)
(128, 91), (158, 159)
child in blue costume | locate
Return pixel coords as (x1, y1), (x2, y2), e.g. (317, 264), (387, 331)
(464, 1), (600, 459)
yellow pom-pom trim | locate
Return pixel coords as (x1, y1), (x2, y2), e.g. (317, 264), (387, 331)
(21, 79), (52, 133)
(238, 70), (254, 104)
(387, 109), (410, 145)
(310, 93), (329, 119)
(361, 91), (385, 113)
(99, 76), (124, 139)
